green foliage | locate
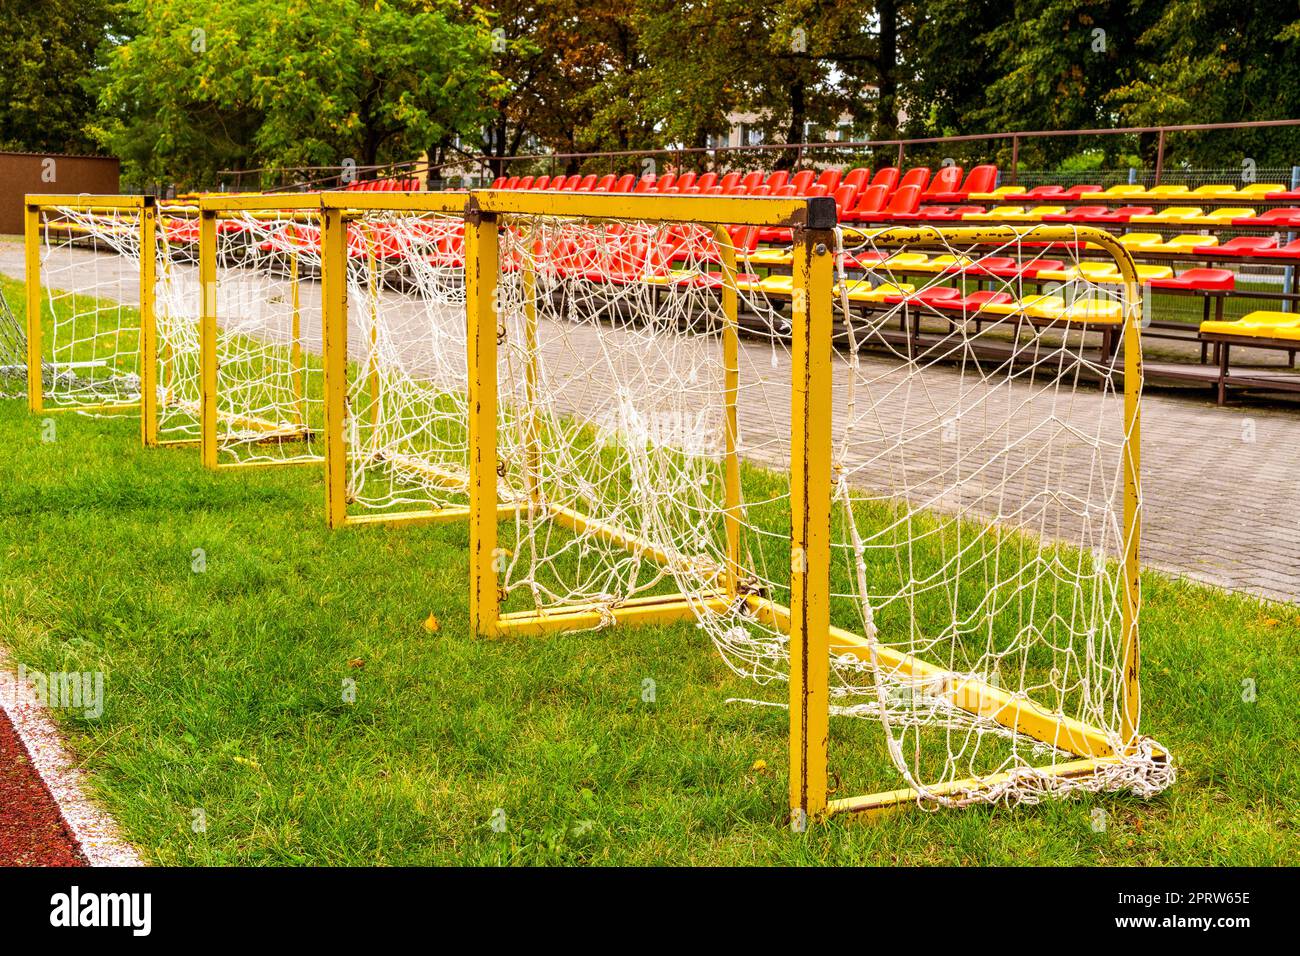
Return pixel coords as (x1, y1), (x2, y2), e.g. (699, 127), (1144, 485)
(0, 0), (121, 154)
(90, 0), (503, 188)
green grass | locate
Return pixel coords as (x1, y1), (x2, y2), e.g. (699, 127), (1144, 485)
(2, 271), (1298, 865)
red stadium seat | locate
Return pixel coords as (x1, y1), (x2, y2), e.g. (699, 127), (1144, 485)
(882, 286), (962, 307)
(842, 167), (870, 192)
(816, 169), (842, 193)
(517, 176), (534, 190)
(696, 172), (718, 191)
(677, 171), (697, 191)
(831, 185), (858, 218)
(923, 165), (963, 199)
(504, 176), (520, 189)
(842, 183), (890, 221)
(533, 175), (550, 189)
(576, 174), (599, 191)
(766, 170), (789, 191)
(961, 290), (1016, 309)
(857, 184), (922, 221)
(1216, 236), (1278, 255)
(657, 172), (678, 192)
(740, 171), (765, 192)
(1042, 205), (1128, 223)
(871, 167), (900, 192)
(899, 167), (931, 193)
(961, 165), (998, 196)
(719, 171), (742, 192)
(633, 177), (655, 193)
(1113, 206), (1155, 220)
(592, 174), (617, 192)
(790, 170), (816, 194)
(1256, 238), (1300, 259)
(562, 174), (582, 189)
(491, 177), (507, 189)
(1062, 184), (1103, 199)
(1239, 207), (1300, 228)
(1149, 268), (1235, 291)
(612, 174), (636, 192)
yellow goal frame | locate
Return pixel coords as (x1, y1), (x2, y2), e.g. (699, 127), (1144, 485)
(464, 201), (1160, 824)
(23, 194), (158, 441)
(195, 194), (321, 471)
(317, 191), (513, 529)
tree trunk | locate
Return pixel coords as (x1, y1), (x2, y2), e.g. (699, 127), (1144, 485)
(778, 76), (806, 170)
(876, 0), (899, 138)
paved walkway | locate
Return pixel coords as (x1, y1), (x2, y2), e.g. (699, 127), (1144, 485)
(4, 242), (1297, 605)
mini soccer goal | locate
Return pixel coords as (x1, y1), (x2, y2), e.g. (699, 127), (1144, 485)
(22, 196), (159, 436)
(196, 195), (325, 469)
(464, 190), (1171, 824)
(317, 193), (509, 527)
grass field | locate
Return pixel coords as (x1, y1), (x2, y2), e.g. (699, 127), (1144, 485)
(2, 270), (1298, 865)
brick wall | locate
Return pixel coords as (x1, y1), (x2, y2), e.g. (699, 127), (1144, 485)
(0, 152), (121, 234)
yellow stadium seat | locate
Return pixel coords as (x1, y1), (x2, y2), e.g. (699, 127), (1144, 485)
(861, 282), (916, 302)
(1162, 234), (1219, 250)
(1133, 264), (1175, 281)
(967, 185), (1023, 201)
(1119, 233), (1162, 248)
(1237, 183), (1285, 197)
(758, 274), (794, 295)
(962, 205), (1025, 220)
(1019, 294), (1067, 318)
(1130, 206), (1204, 223)
(1201, 310), (1300, 340)
(882, 252), (930, 268)
(928, 254), (976, 272)
(1191, 184), (1237, 197)
(834, 278), (873, 300)
(1205, 207), (1255, 220)
(745, 248), (792, 266)
(1145, 184), (1191, 197)
(1101, 184), (1145, 197)
(1060, 298), (1125, 324)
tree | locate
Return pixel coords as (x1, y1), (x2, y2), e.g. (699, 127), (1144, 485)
(0, 0), (120, 154)
(1108, 0), (1300, 168)
(92, 0), (503, 188)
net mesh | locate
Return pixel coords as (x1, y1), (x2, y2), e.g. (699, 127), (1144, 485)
(0, 284), (24, 398)
(341, 210), (476, 514)
(205, 209), (324, 465)
(32, 206), (145, 409)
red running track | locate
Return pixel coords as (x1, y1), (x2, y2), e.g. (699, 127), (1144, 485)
(0, 707), (85, 866)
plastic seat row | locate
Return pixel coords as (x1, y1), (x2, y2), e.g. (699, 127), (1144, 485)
(746, 274), (1123, 323)
(975, 183), (1299, 202)
(342, 178), (422, 191)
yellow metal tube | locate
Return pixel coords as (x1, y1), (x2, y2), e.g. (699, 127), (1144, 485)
(198, 210), (218, 469)
(713, 225), (743, 600)
(321, 206), (350, 528)
(788, 225), (835, 823)
(23, 203), (42, 412)
(139, 202), (159, 447)
(466, 204), (501, 637)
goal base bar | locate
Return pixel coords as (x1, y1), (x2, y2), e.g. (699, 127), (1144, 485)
(744, 595), (1119, 761)
(340, 502), (526, 528)
(492, 591), (733, 638)
(827, 756), (1131, 819)
(40, 402), (141, 415)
